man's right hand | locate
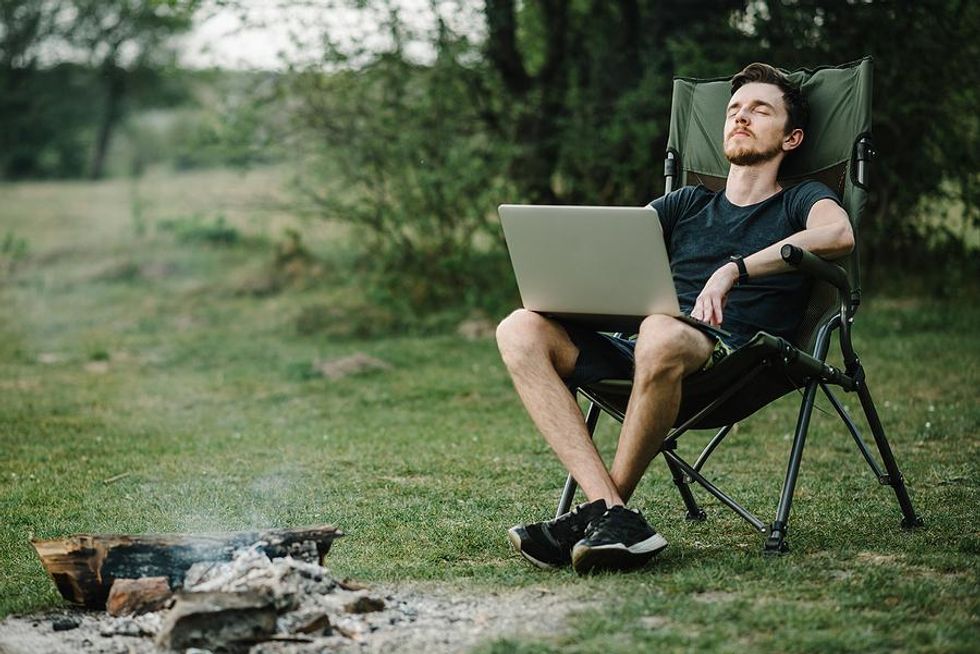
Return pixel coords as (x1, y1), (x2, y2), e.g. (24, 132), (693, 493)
(691, 262), (740, 327)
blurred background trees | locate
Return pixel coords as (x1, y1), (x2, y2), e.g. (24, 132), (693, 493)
(2, 0), (977, 321)
(0, 0), (202, 179)
(70, 0), (201, 178)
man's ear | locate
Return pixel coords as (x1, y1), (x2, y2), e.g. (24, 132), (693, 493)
(783, 128), (804, 152)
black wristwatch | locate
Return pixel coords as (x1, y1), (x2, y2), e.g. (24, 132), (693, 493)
(729, 255), (749, 285)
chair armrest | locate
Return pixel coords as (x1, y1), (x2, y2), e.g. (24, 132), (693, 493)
(781, 244), (860, 373)
(780, 244), (850, 296)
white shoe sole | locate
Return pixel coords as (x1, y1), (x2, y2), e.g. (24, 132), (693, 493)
(571, 533), (668, 574)
(507, 526), (561, 570)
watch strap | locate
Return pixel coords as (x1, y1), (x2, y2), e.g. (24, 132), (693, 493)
(729, 255), (749, 285)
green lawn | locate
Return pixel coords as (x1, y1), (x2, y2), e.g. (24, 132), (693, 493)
(1, 168), (977, 652)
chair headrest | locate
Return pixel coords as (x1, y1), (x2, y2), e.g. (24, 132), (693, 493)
(667, 58), (873, 183)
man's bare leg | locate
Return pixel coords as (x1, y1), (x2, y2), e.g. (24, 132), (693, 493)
(496, 309), (623, 507)
(609, 315), (714, 502)
(563, 315), (714, 573)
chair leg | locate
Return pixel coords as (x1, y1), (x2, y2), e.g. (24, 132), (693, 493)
(821, 384), (886, 479)
(556, 473), (578, 519)
(855, 376), (924, 529)
(765, 378), (820, 554)
(662, 445), (706, 521)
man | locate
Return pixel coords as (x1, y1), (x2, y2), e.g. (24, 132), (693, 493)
(495, 63), (855, 575)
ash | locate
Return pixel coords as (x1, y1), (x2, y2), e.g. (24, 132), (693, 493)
(0, 545), (592, 653)
(184, 546), (345, 618)
(178, 545), (397, 645)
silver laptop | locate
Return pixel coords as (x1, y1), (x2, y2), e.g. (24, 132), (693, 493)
(498, 204), (682, 331)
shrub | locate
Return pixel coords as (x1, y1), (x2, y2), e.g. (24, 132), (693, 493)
(0, 231), (29, 278)
(158, 214), (239, 246)
(283, 14), (519, 320)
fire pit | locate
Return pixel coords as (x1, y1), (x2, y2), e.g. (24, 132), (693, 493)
(24, 525), (398, 652)
(31, 525), (342, 610)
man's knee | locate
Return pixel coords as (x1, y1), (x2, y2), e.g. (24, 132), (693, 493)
(496, 309), (552, 366)
(496, 309), (577, 376)
(632, 315), (694, 384)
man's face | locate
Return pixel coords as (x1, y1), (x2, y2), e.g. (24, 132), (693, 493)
(723, 82), (795, 166)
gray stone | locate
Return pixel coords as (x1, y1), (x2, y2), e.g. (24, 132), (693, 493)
(50, 617), (79, 632)
(343, 596), (385, 614)
(155, 591), (276, 653)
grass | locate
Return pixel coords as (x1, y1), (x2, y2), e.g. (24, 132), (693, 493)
(1, 167), (978, 652)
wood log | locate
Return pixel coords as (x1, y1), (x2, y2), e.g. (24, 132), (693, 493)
(106, 577), (172, 616)
(31, 525), (343, 609)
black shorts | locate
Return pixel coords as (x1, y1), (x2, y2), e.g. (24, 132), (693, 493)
(557, 319), (741, 392)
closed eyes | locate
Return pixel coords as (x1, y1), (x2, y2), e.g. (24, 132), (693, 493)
(727, 105), (772, 118)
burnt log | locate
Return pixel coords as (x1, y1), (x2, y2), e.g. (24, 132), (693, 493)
(106, 576), (172, 616)
(31, 525), (342, 609)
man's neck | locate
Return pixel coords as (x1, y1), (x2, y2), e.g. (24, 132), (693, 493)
(725, 159), (782, 206)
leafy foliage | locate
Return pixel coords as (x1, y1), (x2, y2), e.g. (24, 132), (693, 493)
(70, 0), (202, 178)
(158, 213), (240, 246)
(3, 0), (977, 315)
(281, 0), (976, 316)
(285, 11), (518, 316)
(741, 0), (979, 273)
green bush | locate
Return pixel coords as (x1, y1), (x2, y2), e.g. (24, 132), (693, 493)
(284, 17), (519, 320)
(158, 214), (239, 246)
(0, 231), (29, 277)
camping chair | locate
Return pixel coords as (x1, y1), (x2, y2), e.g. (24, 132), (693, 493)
(555, 57), (923, 553)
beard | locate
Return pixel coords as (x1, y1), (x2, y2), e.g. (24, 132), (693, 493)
(724, 136), (783, 166)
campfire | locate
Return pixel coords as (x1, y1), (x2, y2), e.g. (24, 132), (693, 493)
(29, 525), (396, 652)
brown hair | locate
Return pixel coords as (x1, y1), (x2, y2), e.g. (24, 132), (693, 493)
(731, 63), (808, 134)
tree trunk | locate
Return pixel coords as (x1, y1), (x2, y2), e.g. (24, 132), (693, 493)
(485, 0), (570, 203)
(90, 61), (125, 179)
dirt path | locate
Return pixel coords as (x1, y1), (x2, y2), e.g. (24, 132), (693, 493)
(0, 582), (592, 653)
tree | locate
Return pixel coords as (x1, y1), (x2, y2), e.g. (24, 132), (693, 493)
(743, 0), (979, 276)
(285, 5), (519, 314)
(0, 0), (202, 179)
(0, 0), (73, 177)
(484, 0), (746, 205)
(69, 0), (201, 178)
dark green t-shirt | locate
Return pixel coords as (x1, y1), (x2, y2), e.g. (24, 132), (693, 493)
(649, 181), (841, 347)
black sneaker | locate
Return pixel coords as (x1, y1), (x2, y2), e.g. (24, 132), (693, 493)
(571, 506), (667, 574)
(507, 500), (608, 569)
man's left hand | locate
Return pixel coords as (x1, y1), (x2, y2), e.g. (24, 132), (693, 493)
(691, 262), (739, 326)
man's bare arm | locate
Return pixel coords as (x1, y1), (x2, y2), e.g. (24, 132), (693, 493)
(692, 199), (854, 326)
